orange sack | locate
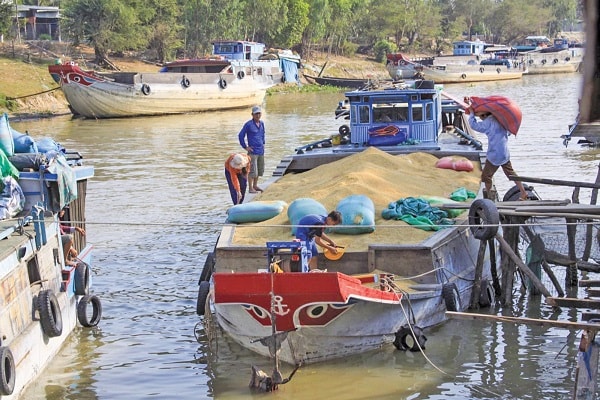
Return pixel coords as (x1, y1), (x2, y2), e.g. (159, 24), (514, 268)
(469, 95), (522, 135)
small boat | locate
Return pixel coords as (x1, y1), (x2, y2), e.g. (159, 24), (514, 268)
(49, 40), (300, 118)
(303, 73), (387, 89)
(196, 80), (506, 369)
(518, 38), (584, 75)
(0, 113), (100, 398)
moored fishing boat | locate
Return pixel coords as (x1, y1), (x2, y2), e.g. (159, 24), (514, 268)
(49, 40), (299, 119)
(519, 38), (584, 75)
(0, 113), (100, 398)
(386, 53), (524, 83)
(196, 80), (506, 373)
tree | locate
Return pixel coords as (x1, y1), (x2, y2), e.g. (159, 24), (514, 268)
(62, 0), (148, 67)
(144, 0), (182, 62)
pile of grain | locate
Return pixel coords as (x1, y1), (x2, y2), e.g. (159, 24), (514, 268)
(232, 147), (481, 251)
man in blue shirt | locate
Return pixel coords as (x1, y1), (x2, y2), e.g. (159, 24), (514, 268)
(295, 211), (342, 271)
(468, 110), (528, 201)
(238, 105), (265, 193)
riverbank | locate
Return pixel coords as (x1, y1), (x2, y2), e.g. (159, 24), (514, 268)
(0, 42), (390, 118)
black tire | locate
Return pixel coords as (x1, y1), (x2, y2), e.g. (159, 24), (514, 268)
(460, 73), (467, 79)
(196, 281), (211, 316)
(502, 184), (538, 202)
(0, 347), (15, 395)
(141, 83), (151, 95)
(74, 262), (90, 296)
(338, 125), (350, 136)
(479, 279), (495, 307)
(496, 68), (501, 74)
(38, 290), (63, 337)
(77, 295), (102, 327)
(199, 252), (216, 283)
(219, 79), (227, 89)
(237, 70), (245, 79)
(479, 67), (484, 73)
(442, 283), (461, 312)
(393, 325), (427, 352)
(181, 76), (190, 88)
(468, 199), (499, 240)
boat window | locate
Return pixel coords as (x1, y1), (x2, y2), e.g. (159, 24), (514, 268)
(412, 104), (424, 122)
(373, 103), (408, 122)
(425, 103), (433, 121)
(359, 105), (370, 123)
(421, 94), (434, 100)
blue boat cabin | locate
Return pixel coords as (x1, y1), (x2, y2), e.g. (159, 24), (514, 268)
(345, 82), (441, 147)
(212, 41), (266, 61)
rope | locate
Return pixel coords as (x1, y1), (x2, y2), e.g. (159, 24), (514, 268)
(6, 86), (60, 100)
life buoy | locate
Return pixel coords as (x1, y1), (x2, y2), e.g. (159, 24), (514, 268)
(218, 79), (227, 89)
(77, 294), (102, 327)
(496, 68), (501, 74)
(460, 73), (467, 79)
(479, 67), (484, 73)
(0, 347), (15, 395)
(338, 125), (350, 136)
(141, 83), (151, 95)
(181, 76), (190, 88)
(553, 58), (558, 64)
(393, 325), (427, 352)
(196, 281), (210, 316)
(442, 283), (461, 312)
(38, 289), (63, 337)
(74, 262), (90, 296)
(468, 199), (499, 240)
(237, 70), (245, 79)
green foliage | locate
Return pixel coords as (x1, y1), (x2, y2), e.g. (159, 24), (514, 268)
(373, 40), (396, 63)
(39, 33), (52, 41)
(0, 2), (13, 39)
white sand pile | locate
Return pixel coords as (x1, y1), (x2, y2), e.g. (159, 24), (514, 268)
(232, 147), (481, 250)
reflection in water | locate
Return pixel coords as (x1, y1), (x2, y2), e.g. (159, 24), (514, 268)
(16, 74), (600, 399)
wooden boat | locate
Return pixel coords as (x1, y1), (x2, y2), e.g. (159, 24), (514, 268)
(0, 114), (100, 398)
(386, 53), (524, 83)
(196, 80), (503, 369)
(303, 73), (387, 89)
(49, 40), (299, 119)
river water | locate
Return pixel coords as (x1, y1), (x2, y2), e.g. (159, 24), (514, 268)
(13, 73), (598, 400)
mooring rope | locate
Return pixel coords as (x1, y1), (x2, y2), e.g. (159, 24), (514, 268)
(6, 86), (60, 100)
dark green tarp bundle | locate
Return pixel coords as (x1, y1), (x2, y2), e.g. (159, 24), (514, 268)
(382, 197), (454, 231)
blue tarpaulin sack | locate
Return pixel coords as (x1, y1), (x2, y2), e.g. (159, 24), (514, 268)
(330, 194), (375, 234)
(287, 198), (327, 235)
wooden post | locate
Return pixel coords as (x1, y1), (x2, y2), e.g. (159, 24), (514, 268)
(583, 164), (600, 261)
(574, 330), (599, 399)
(470, 240), (487, 309)
(500, 217), (518, 305)
(566, 217), (579, 287)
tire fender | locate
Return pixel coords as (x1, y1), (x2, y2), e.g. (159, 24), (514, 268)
(479, 279), (495, 307)
(141, 83), (151, 95)
(38, 289), (63, 337)
(237, 70), (245, 80)
(196, 281), (211, 316)
(460, 73), (467, 79)
(75, 262), (90, 296)
(442, 283), (461, 312)
(468, 199), (499, 240)
(181, 76), (191, 88)
(0, 347), (15, 395)
(219, 79), (227, 89)
(479, 67), (484, 73)
(338, 125), (350, 136)
(77, 294), (102, 327)
(393, 325), (427, 352)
